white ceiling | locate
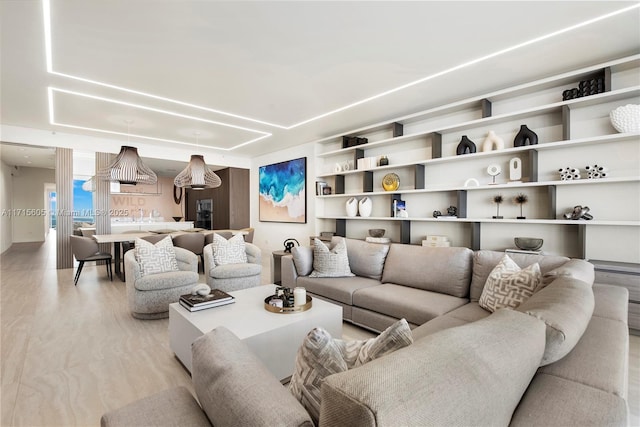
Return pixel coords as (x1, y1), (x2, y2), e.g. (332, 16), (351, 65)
(1, 1), (639, 168)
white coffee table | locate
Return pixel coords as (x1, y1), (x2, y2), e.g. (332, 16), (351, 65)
(169, 284), (342, 381)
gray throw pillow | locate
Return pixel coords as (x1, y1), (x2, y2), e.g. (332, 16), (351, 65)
(309, 238), (355, 278)
(134, 236), (179, 276)
(479, 254), (541, 312)
(211, 232), (247, 265)
(289, 319), (413, 424)
(292, 246), (314, 276)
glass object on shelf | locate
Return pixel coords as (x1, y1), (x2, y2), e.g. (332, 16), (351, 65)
(382, 173), (400, 191)
(379, 156), (389, 166)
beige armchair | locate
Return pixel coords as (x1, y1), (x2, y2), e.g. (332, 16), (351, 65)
(203, 242), (262, 292)
(124, 246), (199, 319)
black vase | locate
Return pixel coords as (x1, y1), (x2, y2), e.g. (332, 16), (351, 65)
(456, 135), (477, 155)
(513, 125), (538, 147)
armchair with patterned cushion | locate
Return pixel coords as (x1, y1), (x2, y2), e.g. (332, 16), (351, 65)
(203, 233), (262, 292)
(125, 236), (199, 319)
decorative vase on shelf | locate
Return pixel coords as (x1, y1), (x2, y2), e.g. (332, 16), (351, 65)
(346, 197), (358, 217)
(509, 157), (522, 182)
(378, 156), (389, 167)
(610, 104), (640, 133)
(456, 135), (477, 155)
(481, 130), (505, 152)
(513, 124), (538, 147)
(358, 197), (372, 217)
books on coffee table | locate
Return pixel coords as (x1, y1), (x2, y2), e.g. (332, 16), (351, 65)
(179, 289), (235, 312)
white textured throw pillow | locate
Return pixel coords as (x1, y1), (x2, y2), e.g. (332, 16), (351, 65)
(289, 319), (413, 424)
(309, 237), (355, 278)
(479, 254), (541, 312)
(134, 236), (179, 277)
(212, 232), (247, 265)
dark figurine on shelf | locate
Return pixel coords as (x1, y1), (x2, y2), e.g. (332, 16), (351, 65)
(513, 124), (538, 147)
(492, 194), (504, 219)
(283, 238), (299, 253)
(456, 135), (477, 155)
(514, 193), (528, 219)
(447, 206), (457, 216)
(563, 205), (593, 220)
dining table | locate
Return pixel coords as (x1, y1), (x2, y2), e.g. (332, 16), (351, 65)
(92, 229), (247, 281)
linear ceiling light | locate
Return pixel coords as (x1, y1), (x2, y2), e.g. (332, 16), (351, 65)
(47, 87), (271, 151)
(43, 0), (640, 134)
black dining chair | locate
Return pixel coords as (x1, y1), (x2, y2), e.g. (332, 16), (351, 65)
(70, 235), (113, 285)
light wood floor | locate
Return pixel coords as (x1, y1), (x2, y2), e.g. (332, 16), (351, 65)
(1, 233), (638, 426)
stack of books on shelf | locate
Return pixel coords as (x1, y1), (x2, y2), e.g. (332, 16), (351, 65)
(422, 235), (451, 247)
(179, 289), (235, 312)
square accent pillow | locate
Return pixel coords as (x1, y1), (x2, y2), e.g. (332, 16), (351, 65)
(211, 232), (247, 265)
(309, 237), (355, 278)
(134, 236), (179, 277)
(289, 319), (413, 424)
(479, 254), (541, 312)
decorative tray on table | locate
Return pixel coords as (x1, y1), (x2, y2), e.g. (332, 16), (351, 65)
(264, 286), (312, 314)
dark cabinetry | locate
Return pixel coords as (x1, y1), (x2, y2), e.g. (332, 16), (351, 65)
(185, 167), (250, 229)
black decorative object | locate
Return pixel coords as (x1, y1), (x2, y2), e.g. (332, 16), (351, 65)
(433, 210), (441, 218)
(562, 75), (605, 100)
(563, 205), (593, 220)
(514, 193), (528, 219)
(492, 194), (504, 219)
(283, 238), (300, 253)
(456, 135), (477, 155)
(379, 156), (389, 166)
(342, 136), (368, 148)
(433, 206), (457, 218)
(513, 125), (538, 147)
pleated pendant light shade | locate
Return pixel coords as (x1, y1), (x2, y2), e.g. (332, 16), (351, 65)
(99, 146), (157, 185)
(174, 155), (221, 189)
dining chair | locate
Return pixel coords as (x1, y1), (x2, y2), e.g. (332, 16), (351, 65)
(70, 235), (113, 286)
(172, 233), (206, 271)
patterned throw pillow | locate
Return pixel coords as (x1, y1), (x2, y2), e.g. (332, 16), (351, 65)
(134, 236), (179, 277)
(211, 233), (247, 265)
(309, 237), (355, 278)
(479, 254), (541, 312)
(289, 319), (413, 424)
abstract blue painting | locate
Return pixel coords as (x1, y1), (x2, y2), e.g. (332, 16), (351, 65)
(259, 157), (306, 223)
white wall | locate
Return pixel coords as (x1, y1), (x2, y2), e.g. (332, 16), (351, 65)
(0, 160), (14, 253)
(250, 141), (316, 281)
(11, 167), (55, 243)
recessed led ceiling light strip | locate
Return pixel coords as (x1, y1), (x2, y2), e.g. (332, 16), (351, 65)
(42, 0), (640, 137)
(46, 87), (271, 151)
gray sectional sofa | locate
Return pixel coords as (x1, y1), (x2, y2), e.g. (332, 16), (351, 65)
(102, 237), (630, 427)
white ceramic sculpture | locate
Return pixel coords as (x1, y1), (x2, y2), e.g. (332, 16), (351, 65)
(509, 157), (522, 182)
(346, 197), (358, 217)
(610, 104), (640, 133)
(358, 197), (372, 217)
(481, 131), (505, 152)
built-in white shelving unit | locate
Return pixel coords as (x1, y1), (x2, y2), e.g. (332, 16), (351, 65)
(314, 54), (640, 263)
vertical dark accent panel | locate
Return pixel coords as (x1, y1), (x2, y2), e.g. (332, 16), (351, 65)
(529, 150), (539, 183)
(392, 122), (404, 137)
(562, 105), (571, 141)
(56, 147), (74, 269)
(432, 132), (442, 159)
(457, 190), (467, 218)
(354, 149), (365, 169)
(577, 224), (587, 259)
(481, 99), (492, 118)
(391, 193), (403, 217)
(363, 171), (373, 193)
(335, 175), (345, 194)
(335, 219), (346, 237)
(471, 222), (481, 250)
(547, 186), (557, 220)
(414, 164), (425, 190)
(400, 221), (411, 244)
(603, 67), (611, 92)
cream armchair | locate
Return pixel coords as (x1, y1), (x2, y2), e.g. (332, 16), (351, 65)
(124, 246), (199, 319)
(203, 242), (262, 292)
